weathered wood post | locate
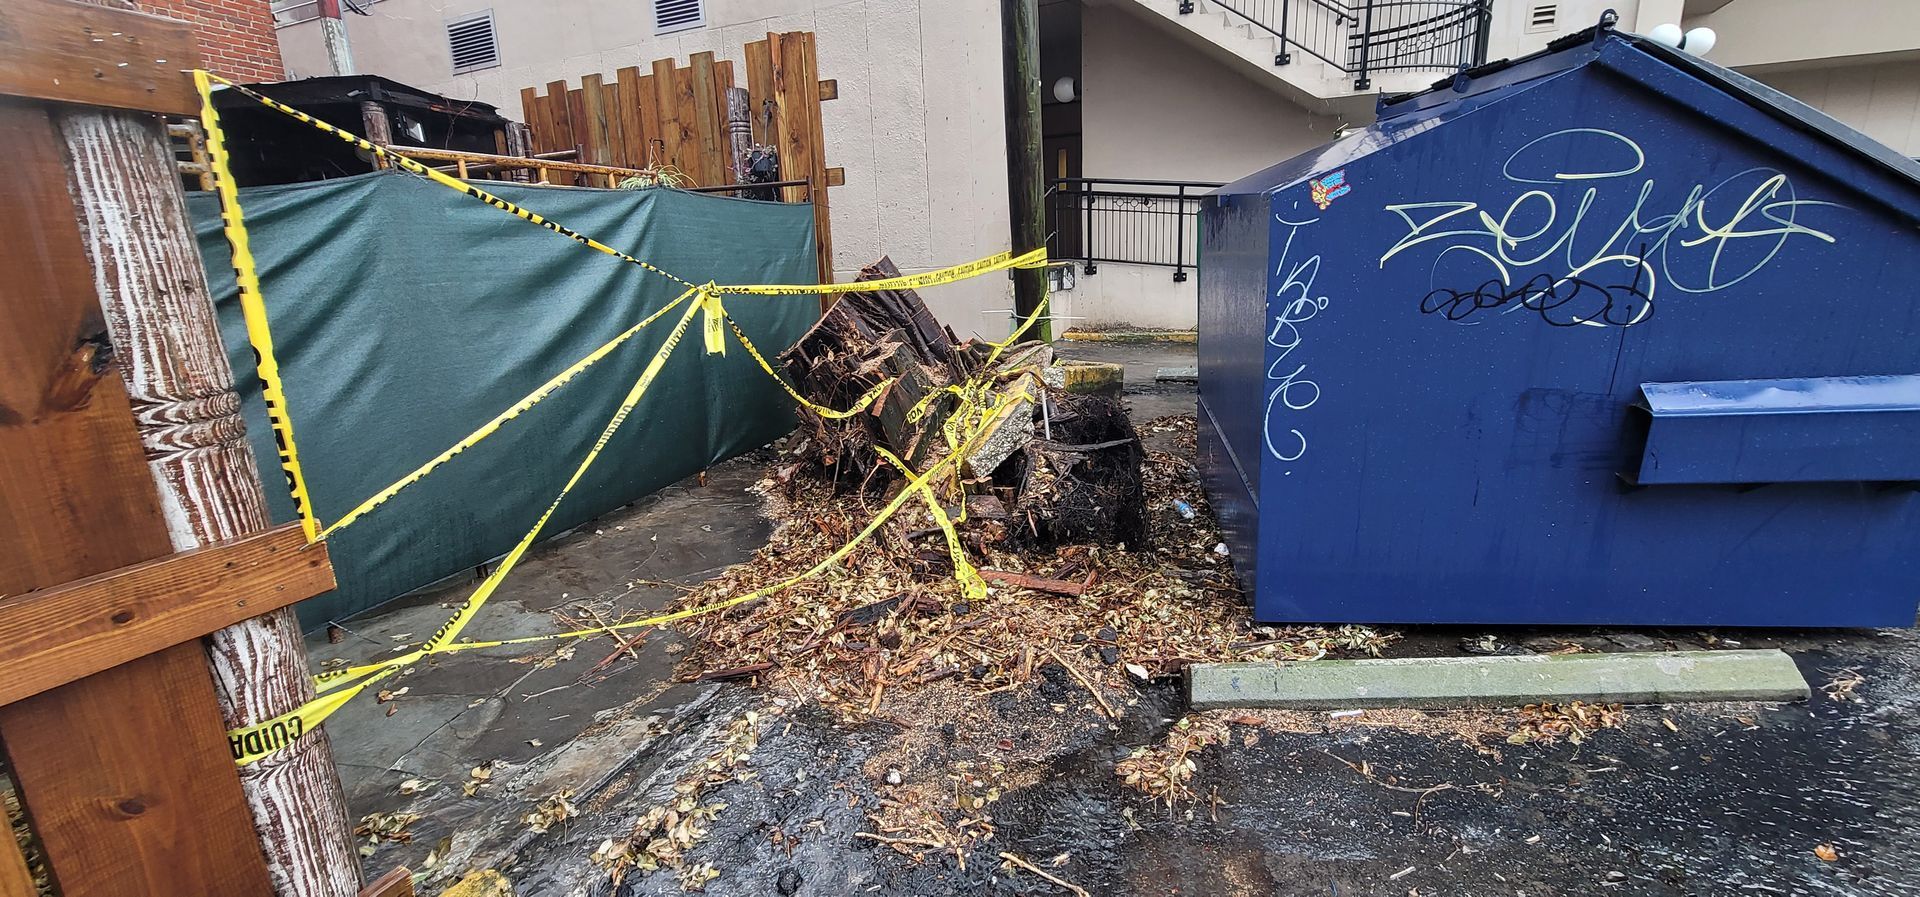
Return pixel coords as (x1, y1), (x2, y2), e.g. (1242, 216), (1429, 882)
(726, 86), (752, 185)
(58, 107), (364, 897)
(360, 100), (392, 170)
(505, 121), (535, 181)
(55, 3), (362, 895)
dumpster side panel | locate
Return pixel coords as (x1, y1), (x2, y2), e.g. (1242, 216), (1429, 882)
(1197, 190), (1274, 597)
(1244, 66), (1920, 627)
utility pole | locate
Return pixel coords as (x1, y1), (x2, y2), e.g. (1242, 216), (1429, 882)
(318, 0), (356, 76)
(1001, 0), (1050, 341)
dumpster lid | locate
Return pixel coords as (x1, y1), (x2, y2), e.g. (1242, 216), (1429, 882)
(1639, 375), (1920, 417)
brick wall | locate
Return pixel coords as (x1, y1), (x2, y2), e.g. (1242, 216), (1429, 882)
(142, 0), (285, 83)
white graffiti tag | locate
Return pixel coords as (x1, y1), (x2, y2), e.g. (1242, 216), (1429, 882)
(1265, 215), (1327, 462)
(1378, 128), (1844, 328)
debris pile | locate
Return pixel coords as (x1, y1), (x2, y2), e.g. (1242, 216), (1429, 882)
(1505, 701), (1628, 745)
(778, 256), (1145, 548)
(669, 415), (1394, 717)
(1116, 714), (1232, 807)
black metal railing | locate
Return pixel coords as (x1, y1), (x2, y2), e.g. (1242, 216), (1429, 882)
(1179, 0), (1492, 90)
(1046, 178), (1223, 282)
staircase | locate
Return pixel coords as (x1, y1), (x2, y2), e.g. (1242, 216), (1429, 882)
(1114, 0), (1493, 108)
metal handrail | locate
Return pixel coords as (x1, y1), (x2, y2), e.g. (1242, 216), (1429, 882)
(1178, 0), (1492, 89)
(1045, 178), (1223, 282)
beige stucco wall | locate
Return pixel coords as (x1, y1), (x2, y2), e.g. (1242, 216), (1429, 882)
(278, 0), (1015, 336)
(1079, 9), (1344, 184)
(1753, 59), (1920, 157)
(1058, 9), (1339, 329)
(1683, 0), (1920, 70)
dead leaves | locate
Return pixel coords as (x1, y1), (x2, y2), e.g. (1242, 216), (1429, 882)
(1506, 702), (1627, 746)
(464, 761), (497, 797)
(1115, 715), (1231, 806)
(354, 811), (421, 856)
(591, 710), (767, 887)
(523, 790), (577, 834)
(1822, 668), (1865, 704)
(664, 416), (1400, 726)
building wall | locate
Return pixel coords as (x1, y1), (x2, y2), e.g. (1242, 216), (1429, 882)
(145, 0), (285, 81)
(276, 0), (1015, 336)
(1752, 60), (1920, 158)
(1057, 9), (1338, 330)
(1079, 10), (1343, 184)
(1682, 0), (1920, 70)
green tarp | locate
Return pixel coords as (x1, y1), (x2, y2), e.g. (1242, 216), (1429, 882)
(188, 172), (818, 627)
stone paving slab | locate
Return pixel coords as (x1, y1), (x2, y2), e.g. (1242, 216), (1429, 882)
(1189, 649), (1811, 710)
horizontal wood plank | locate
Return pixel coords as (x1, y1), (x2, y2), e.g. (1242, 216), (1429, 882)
(0, 644), (277, 896)
(0, 524), (332, 706)
(0, 0), (203, 115)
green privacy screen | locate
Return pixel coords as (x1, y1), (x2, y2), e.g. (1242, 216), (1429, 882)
(188, 172), (818, 627)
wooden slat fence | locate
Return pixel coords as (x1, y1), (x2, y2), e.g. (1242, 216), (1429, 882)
(519, 32), (836, 284)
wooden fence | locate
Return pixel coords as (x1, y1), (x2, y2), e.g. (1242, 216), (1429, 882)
(0, 1), (404, 895)
(518, 32), (839, 284)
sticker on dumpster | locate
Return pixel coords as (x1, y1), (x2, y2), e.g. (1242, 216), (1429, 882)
(1310, 170), (1351, 209)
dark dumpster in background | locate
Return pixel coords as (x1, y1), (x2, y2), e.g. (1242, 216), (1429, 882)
(1196, 17), (1920, 627)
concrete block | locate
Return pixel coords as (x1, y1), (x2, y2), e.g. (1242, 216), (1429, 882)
(1059, 329), (1198, 344)
(1188, 649), (1810, 710)
(1155, 366), (1198, 382)
(1051, 360), (1124, 395)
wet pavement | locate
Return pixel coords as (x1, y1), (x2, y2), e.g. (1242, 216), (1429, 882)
(323, 340), (1920, 896)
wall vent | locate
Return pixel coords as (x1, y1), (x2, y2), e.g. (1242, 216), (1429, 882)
(654, 0), (705, 34)
(446, 10), (499, 75)
(1525, 3), (1559, 33)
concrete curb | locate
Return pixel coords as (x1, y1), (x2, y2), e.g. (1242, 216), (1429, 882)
(1188, 649), (1810, 710)
(1060, 330), (1197, 344)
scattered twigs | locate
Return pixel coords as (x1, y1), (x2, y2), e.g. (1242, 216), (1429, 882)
(1043, 647), (1115, 718)
(998, 851), (1091, 897)
(979, 568), (1087, 597)
(693, 662), (774, 681)
(1321, 750), (1471, 823)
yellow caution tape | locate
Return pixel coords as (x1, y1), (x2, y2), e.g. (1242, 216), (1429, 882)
(699, 289), (725, 355)
(197, 70), (1060, 765)
(715, 248), (1050, 296)
(230, 667), (396, 764)
(241, 382), (1035, 764)
(196, 70), (322, 542)
(312, 296), (706, 698)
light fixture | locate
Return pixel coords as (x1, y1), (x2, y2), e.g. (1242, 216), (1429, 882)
(1051, 76), (1077, 104)
(1646, 23), (1716, 56)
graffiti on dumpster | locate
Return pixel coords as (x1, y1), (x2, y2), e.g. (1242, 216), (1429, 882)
(1377, 127), (1845, 328)
(1416, 247), (1655, 327)
(1264, 214), (1327, 462)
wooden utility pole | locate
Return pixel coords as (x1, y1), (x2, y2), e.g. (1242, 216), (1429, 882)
(1001, 0), (1050, 340)
(53, 2), (362, 894)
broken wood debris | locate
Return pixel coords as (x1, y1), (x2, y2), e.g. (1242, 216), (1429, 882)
(778, 255), (1146, 549)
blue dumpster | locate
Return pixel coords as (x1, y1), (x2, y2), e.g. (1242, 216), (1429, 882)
(1197, 17), (1920, 627)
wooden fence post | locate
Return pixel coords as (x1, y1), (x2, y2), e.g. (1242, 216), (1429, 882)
(42, 1), (362, 894)
(56, 106), (365, 897)
(726, 86), (752, 185)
